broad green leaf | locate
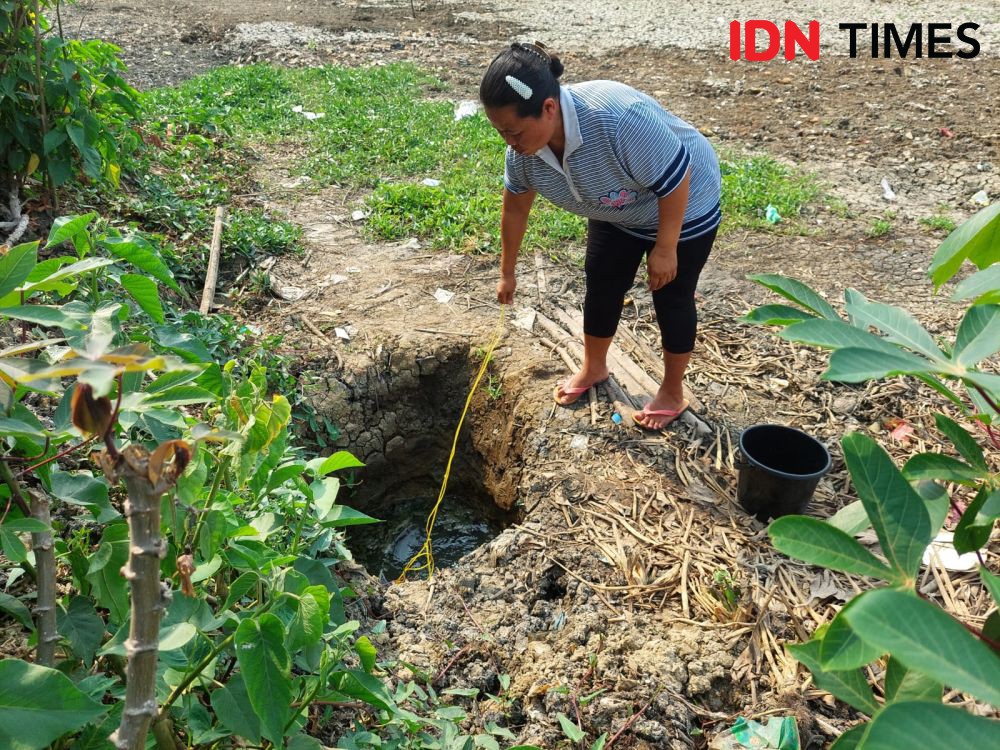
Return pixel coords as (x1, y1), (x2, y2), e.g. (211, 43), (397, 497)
(842, 433), (931, 580)
(981, 567), (1000, 607)
(0, 242), (38, 298)
(0, 417), (50, 440)
(0, 592), (33, 629)
(1, 518), (48, 533)
(828, 725), (866, 750)
(355, 635), (377, 673)
(85, 522), (130, 623)
(953, 265), (1000, 304)
(0, 305), (86, 329)
(819, 596), (884, 671)
(318, 450), (366, 475)
(222, 571), (260, 612)
(0, 527), (26, 563)
(860, 701), (1000, 749)
(119, 274), (164, 324)
(288, 586), (329, 651)
(159, 623), (197, 651)
(474, 735), (501, 750)
(953, 486), (1000, 554)
(211, 674), (261, 744)
(826, 500), (870, 536)
(49, 470), (117, 523)
(962, 370), (1000, 400)
(145, 368), (204, 394)
(954, 304), (1000, 367)
(100, 236), (181, 293)
(267, 463), (308, 493)
(768, 516), (895, 581)
(320, 505), (380, 528)
(740, 304), (816, 326)
(884, 656), (941, 703)
(17, 257), (114, 296)
(0, 659), (107, 750)
(141, 384), (218, 408)
(929, 202), (1000, 287)
(747, 273), (840, 320)
(843, 294), (943, 360)
(288, 736), (325, 750)
(902, 453), (985, 486)
(435, 705), (467, 721)
(845, 589), (1000, 705)
(56, 596), (105, 666)
(339, 669), (395, 711)
(234, 614), (292, 745)
(63, 302), (120, 359)
(933, 413), (988, 471)
(557, 713), (585, 743)
(786, 639), (878, 715)
(780, 318), (900, 354)
(45, 213), (97, 248)
(824, 347), (931, 382)
(313, 477), (341, 519)
(913, 480), (950, 537)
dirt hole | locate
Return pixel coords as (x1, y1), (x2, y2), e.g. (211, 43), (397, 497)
(325, 335), (524, 579)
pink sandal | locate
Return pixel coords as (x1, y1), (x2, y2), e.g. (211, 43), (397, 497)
(553, 378), (606, 406)
(632, 401), (690, 430)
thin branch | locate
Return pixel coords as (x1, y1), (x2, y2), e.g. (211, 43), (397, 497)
(606, 687), (658, 748)
(0, 459), (32, 517)
(14, 435), (99, 479)
(972, 385), (1000, 416)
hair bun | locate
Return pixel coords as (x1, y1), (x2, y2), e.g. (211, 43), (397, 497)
(549, 54), (564, 79)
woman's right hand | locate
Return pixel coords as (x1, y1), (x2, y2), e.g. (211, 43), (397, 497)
(496, 274), (516, 304)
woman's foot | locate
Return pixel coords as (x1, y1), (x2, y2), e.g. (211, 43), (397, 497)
(554, 368), (610, 406)
(633, 394), (689, 430)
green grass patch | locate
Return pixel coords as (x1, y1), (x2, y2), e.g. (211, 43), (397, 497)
(109, 64), (824, 258)
(868, 216), (894, 238)
(919, 214), (957, 233)
(719, 154), (821, 232)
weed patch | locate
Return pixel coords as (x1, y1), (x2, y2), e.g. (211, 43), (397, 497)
(121, 64), (823, 257)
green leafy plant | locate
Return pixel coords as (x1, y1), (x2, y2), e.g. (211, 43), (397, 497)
(744, 203), (1000, 748)
(867, 216), (893, 238)
(921, 214), (958, 233)
(0, 213), (488, 749)
(0, 0), (140, 223)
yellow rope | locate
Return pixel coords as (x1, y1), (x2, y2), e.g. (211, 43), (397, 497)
(396, 305), (507, 582)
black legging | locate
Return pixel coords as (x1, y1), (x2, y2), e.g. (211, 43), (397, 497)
(583, 220), (717, 353)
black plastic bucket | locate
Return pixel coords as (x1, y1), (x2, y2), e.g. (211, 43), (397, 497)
(737, 424), (831, 522)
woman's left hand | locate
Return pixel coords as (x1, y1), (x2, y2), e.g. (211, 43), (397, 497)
(647, 244), (678, 291)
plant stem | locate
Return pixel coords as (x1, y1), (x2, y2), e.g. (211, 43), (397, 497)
(109, 446), (173, 750)
(186, 454), (231, 552)
(0, 459), (33, 517)
(14, 435), (98, 479)
(30, 0), (55, 210)
(972, 385), (1000, 416)
(283, 651), (329, 734)
(289, 498), (308, 555)
(28, 487), (59, 666)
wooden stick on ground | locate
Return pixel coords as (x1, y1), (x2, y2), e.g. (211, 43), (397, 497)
(199, 206), (226, 314)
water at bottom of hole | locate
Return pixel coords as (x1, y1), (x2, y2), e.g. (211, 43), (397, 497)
(347, 491), (508, 580)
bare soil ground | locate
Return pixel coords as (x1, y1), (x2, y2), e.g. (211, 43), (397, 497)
(60, 2), (1000, 747)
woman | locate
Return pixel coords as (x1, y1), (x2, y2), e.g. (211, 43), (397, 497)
(480, 42), (722, 430)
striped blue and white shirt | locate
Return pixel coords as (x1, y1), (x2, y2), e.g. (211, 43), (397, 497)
(504, 81), (722, 241)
